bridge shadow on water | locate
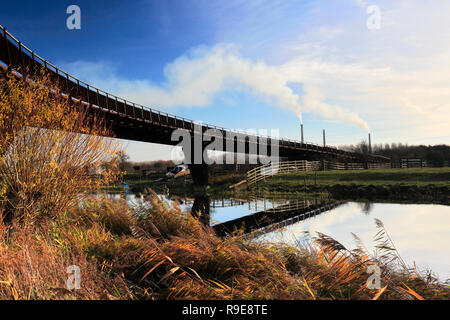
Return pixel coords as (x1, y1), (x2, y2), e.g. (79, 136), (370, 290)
(188, 193), (343, 238)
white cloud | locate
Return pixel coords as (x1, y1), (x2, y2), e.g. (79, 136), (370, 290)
(62, 0), (450, 145)
(62, 44), (370, 130)
(275, 0), (450, 142)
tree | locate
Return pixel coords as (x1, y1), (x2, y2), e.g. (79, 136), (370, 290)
(0, 70), (120, 224)
(353, 140), (370, 155)
(117, 150), (130, 172)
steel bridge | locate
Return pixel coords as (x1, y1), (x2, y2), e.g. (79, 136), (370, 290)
(0, 25), (389, 185)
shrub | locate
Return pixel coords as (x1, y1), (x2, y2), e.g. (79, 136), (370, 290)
(0, 70), (120, 225)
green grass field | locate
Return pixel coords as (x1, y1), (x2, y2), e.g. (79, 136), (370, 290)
(104, 167), (450, 199)
(254, 167), (450, 189)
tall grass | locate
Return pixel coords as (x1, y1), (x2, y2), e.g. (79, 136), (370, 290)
(0, 189), (447, 300)
(0, 218), (132, 299)
(0, 70), (120, 225)
(117, 192), (448, 300)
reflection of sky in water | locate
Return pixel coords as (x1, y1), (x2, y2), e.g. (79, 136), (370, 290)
(210, 203), (261, 225)
(257, 202), (450, 282)
(209, 199), (316, 225)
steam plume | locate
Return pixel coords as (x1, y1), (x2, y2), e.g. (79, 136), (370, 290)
(70, 44), (369, 130)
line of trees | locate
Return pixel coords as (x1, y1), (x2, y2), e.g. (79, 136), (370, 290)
(122, 159), (175, 174)
(341, 141), (450, 165)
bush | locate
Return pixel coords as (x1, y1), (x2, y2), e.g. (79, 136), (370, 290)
(0, 70), (120, 225)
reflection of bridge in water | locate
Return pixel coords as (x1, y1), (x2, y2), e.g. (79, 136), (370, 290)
(201, 196), (343, 237)
(241, 202), (342, 239)
(184, 195), (331, 211)
(245, 197), (319, 213)
(181, 197), (247, 208)
(211, 198), (247, 208)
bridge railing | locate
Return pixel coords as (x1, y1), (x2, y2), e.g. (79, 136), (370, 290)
(0, 25), (199, 128)
(0, 25), (316, 143)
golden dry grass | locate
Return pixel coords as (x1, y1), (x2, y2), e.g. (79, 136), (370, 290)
(0, 70), (447, 300)
(0, 191), (447, 300)
(0, 70), (120, 224)
(118, 192), (449, 300)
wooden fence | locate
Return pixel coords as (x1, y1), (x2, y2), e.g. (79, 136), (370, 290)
(246, 160), (392, 186)
(246, 160), (312, 186)
(243, 157), (450, 187)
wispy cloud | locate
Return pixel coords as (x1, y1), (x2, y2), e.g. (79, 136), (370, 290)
(275, 0), (450, 141)
(61, 0), (450, 143)
(62, 44), (370, 130)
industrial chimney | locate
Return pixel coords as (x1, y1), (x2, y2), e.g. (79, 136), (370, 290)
(323, 129), (326, 147)
(368, 133), (372, 154)
(301, 123), (304, 144)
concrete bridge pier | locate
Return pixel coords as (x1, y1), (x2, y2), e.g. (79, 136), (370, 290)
(187, 163), (210, 226)
(182, 137), (210, 190)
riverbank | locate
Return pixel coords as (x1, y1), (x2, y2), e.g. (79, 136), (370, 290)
(106, 171), (246, 196)
(1, 193), (447, 300)
(106, 168), (450, 204)
(249, 167), (450, 204)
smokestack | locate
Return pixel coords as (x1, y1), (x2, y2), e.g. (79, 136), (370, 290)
(323, 129), (326, 147)
(368, 133), (372, 154)
(301, 123), (304, 144)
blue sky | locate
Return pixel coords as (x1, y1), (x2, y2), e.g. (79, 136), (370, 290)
(1, 1), (449, 161)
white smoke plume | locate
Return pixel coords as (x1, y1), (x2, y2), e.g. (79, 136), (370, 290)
(119, 45), (305, 120)
(300, 85), (370, 131)
(65, 45), (369, 130)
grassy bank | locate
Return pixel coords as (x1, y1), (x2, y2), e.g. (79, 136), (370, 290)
(0, 193), (448, 300)
(250, 167), (450, 203)
(111, 167), (450, 195)
(107, 171), (246, 196)
(253, 167), (450, 188)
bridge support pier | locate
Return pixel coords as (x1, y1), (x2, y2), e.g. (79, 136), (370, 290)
(185, 137), (210, 223)
(191, 194), (210, 225)
(187, 164), (210, 226)
(188, 163), (209, 190)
